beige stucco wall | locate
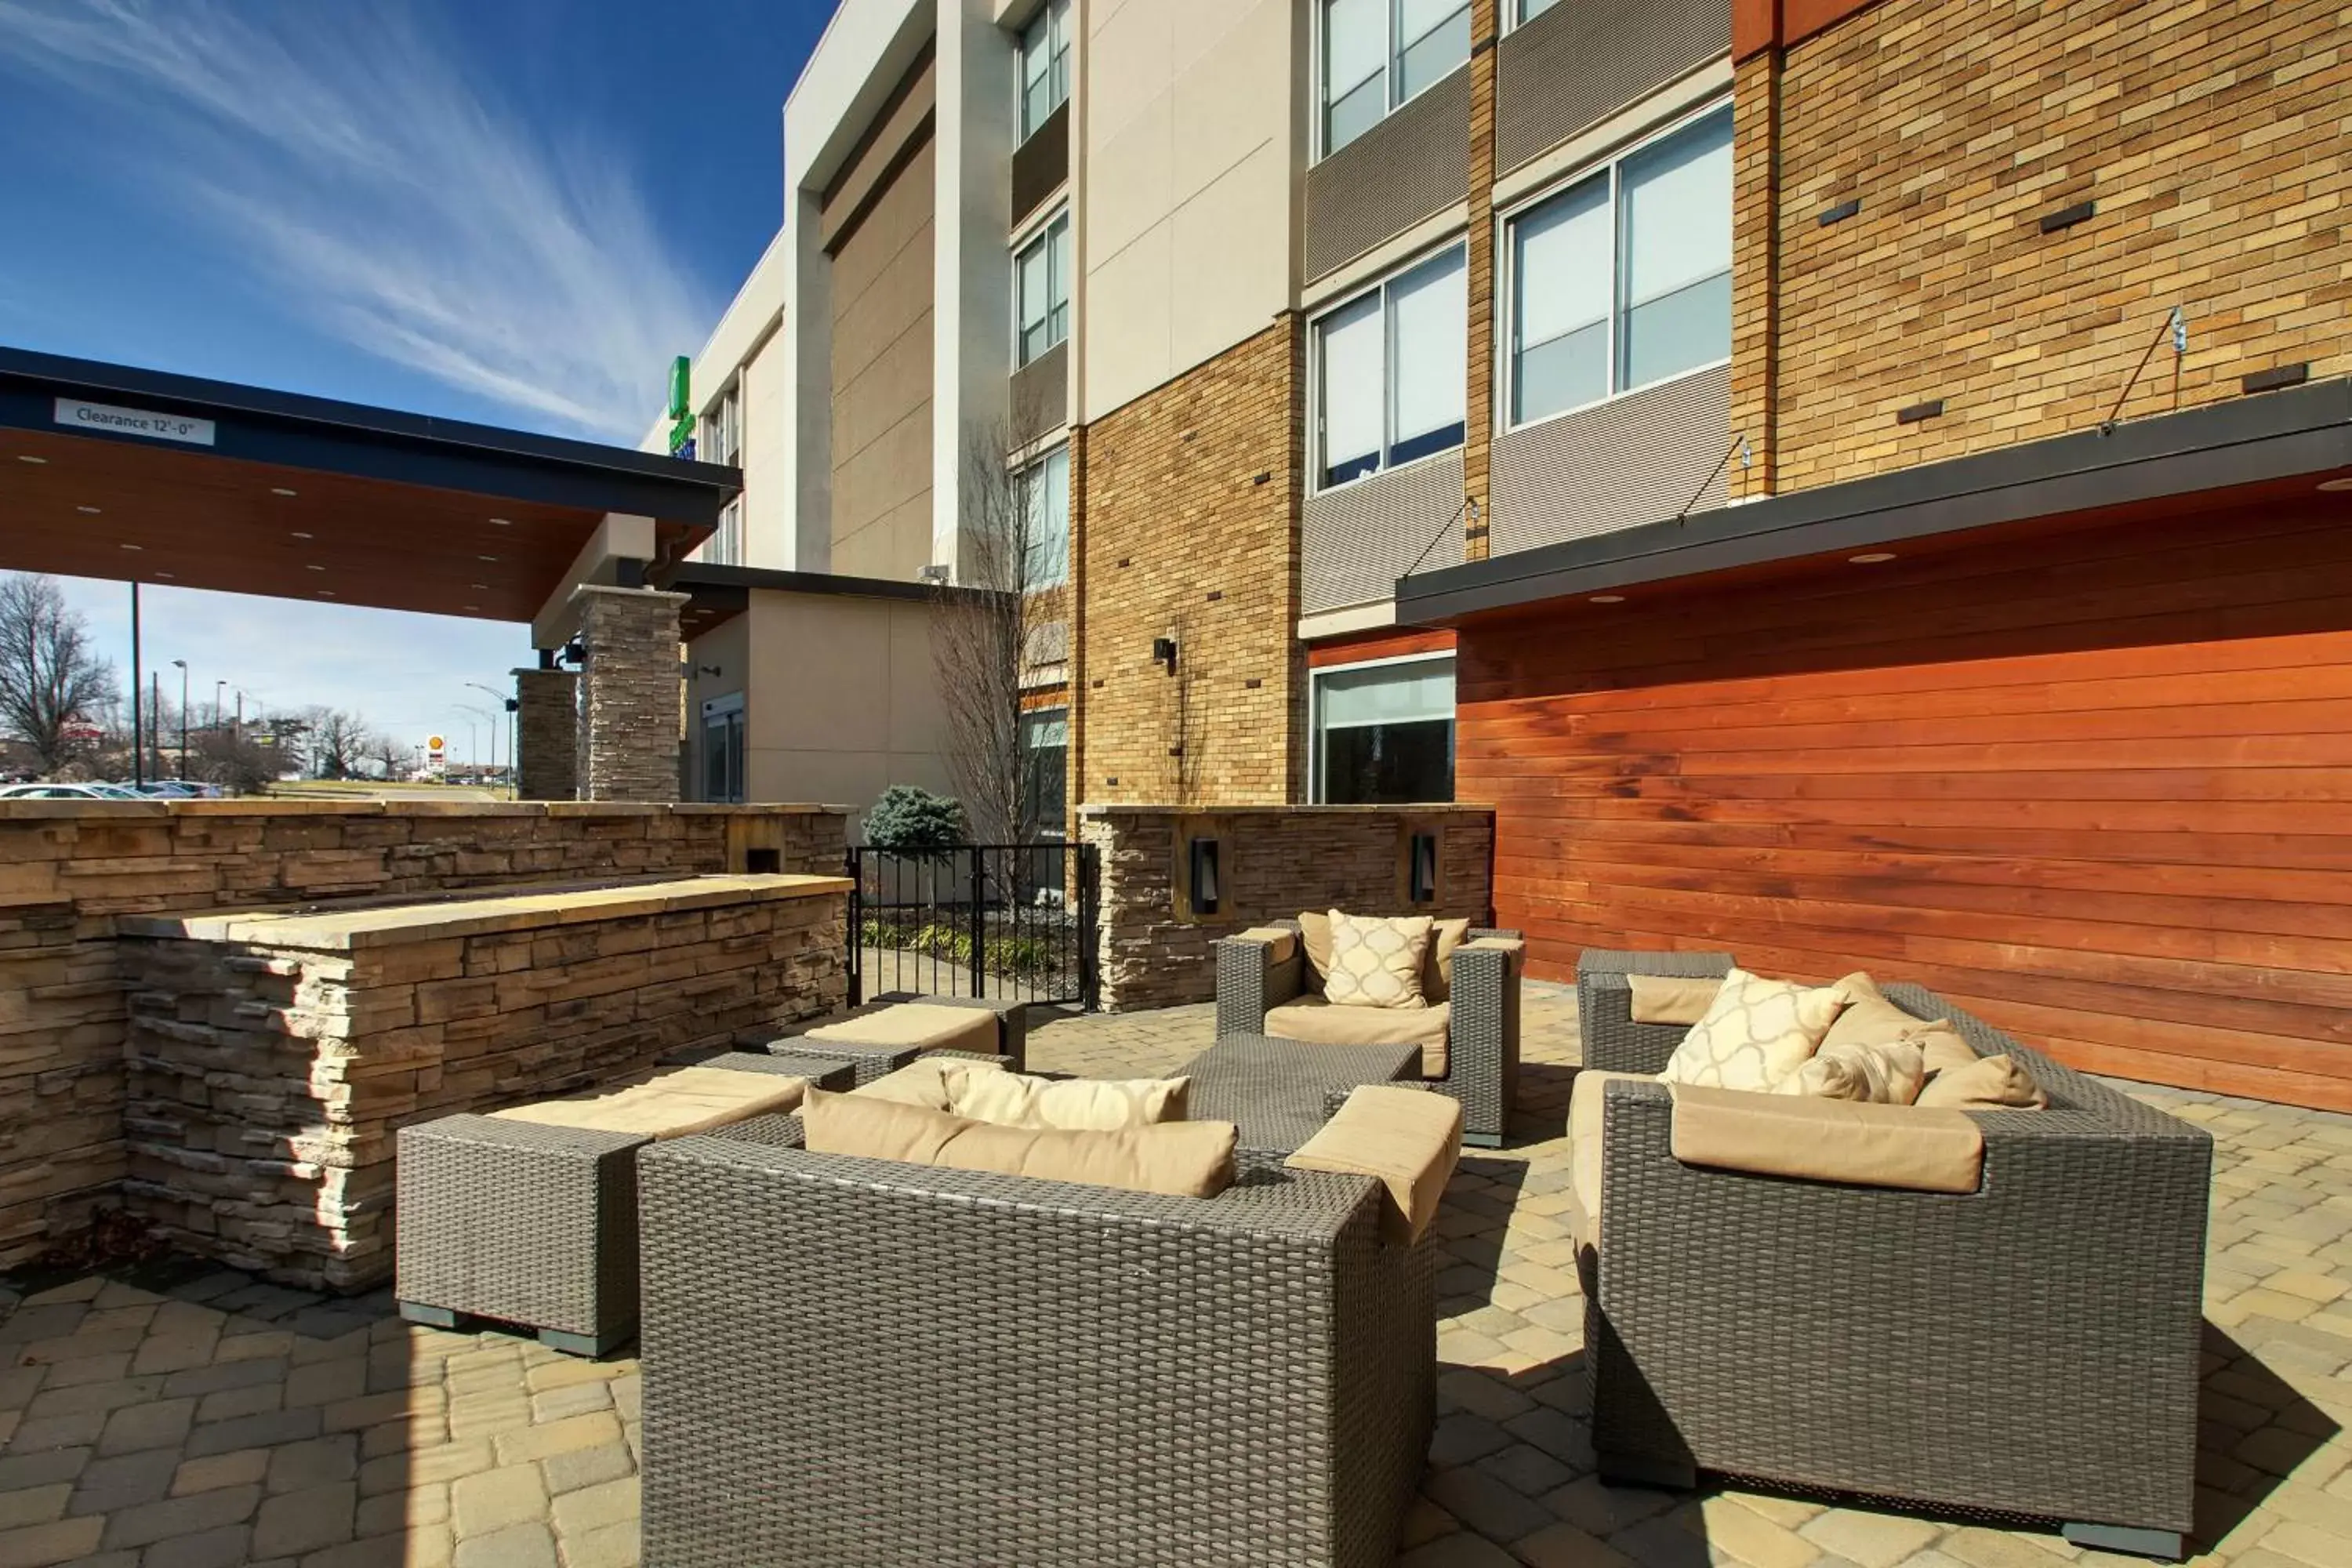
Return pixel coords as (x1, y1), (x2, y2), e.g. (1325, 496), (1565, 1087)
(1081, 0), (1299, 422)
(831, 138), (940, 581)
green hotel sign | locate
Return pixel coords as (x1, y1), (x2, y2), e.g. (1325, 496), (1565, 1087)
(666, 354), (694, 456)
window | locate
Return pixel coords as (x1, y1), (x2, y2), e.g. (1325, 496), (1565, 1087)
(1313, 245), (1465, 490)
(700, 382), (741, 466)
(700, 695), (745, 804)
(1515, 0), (1562, 20)
(1507, 103), (1732, 427)
(703, 499), (744, 566)
(1313, 656), (1455, 805)
(1320, 0), (1471, 156)
(1016, 443), (1069, 587)
(1020, 708), (1068, 838)
(1015, 210), (1071, 366)
(1020, 0), (1073, 140)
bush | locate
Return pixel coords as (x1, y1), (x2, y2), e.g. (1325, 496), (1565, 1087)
(863, 785), (965, 857)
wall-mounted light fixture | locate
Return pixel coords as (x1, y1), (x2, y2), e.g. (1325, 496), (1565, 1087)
(695, 664), (723, 678)
(1409, 832), (1439, 905)
(1152, 636), (1178, 675)
(1188, 837), (1221, 916)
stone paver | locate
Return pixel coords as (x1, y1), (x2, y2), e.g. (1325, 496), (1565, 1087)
(2, 985), (2349, 1566)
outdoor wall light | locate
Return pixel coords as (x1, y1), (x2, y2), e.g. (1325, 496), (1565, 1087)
(1189, 837), (1221, 916)
(695, 664), (722, 678)
(1409, 833), (1439, 905)
(561, 639), (586, 666)
(1152, 637), (1178, 674)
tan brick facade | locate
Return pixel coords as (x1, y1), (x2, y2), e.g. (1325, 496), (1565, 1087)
(1744, 0), (2352, 494)
(1073, 321), (1305, 811)
(1462, 0), (1499, 561)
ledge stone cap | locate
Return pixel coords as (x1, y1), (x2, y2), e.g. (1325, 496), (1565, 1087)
(118, 873), (855, 950)
(1076, 803), (1498, 817)
(0, 799), (850, 820)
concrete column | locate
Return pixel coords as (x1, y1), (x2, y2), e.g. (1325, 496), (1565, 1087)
(511, 666), (580, 801)
(571, 586), (690, 802)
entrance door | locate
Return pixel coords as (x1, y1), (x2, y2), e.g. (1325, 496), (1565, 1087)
(700, 693), (745, 804)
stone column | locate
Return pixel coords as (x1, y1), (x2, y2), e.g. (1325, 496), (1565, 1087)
(511, 666), (579, 801)
(572, 585), (689, 802)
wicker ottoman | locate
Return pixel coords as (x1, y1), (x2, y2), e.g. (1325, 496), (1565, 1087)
(760, 994), (1029, 1079)
(395, 1052), (851, 1356)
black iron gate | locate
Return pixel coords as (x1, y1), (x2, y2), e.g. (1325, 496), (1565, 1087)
(847, 842), (1099, 1010)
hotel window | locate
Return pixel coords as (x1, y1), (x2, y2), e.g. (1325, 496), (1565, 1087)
(1020, 708), (1068, 839)
(1320, 0), (1471, 156)
(1015, 210), (1071, 366)
(706, 499), (743, 566)
(1020, 0), (1073, 140)
(1016, 443), (1070, 588)
(1515, 0), (1561, 20)
(1313, 655), (1455, 805)
(701, 383), (741, 466)
(1313, 244), (1465, 491)
(1506, 103), (1732, 427)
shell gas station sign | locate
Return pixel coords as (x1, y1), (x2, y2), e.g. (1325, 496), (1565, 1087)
(426, 734), (445, 775)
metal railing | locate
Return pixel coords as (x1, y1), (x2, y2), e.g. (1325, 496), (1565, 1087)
(847, 841), (1098, 1010)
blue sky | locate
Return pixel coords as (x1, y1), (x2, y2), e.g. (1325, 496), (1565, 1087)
(0, 0), (835, 760)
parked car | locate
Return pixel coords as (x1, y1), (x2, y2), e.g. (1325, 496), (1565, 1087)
(0, 782), (136, 800)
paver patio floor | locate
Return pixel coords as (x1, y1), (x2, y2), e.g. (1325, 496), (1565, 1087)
(3, 982), (2348, 1567)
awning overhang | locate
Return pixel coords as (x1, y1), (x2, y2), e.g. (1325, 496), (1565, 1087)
(1397, 377), (2352, 626)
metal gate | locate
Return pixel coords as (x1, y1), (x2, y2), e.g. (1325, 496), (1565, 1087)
(847, 842), (1098, 1010)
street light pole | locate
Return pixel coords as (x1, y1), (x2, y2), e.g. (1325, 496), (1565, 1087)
(129, 583), (143, 788)
(463, 681), (506, 783)
(171, 659), (187, 781)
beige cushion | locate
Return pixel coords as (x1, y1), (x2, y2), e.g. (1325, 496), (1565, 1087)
(1628, 974), (1721, 1025)
(492, 1065), (808, 1139)
(1265, 996), (1450, 1079)
(799, 1090), (1236, 1199)
(1918, 1052), (2050, 1110)
(1297, 910), (1335, 985)
(1908, 1022), (1981, 1078)
(1422, 918), (1474, 1004)
(853, 1054), (1002, 1112)
(1286, 1085), (1463, 1243)
(940, 1065), (1189, 1131)
(1783, 1040), (1927, 1105)
(1236, 926), (1298, 964)
(1566, 1069), (1653, 1250)
(804, 1002), (999, 1055)
(1668, 1084), (1984, 1193)
(1659, 968), (1849, 1093)
(1323, 911), (1434, 1009)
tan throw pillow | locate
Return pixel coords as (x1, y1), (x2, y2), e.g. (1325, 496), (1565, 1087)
(1660, 968), (1849, 1092)
(1822, 975), (1974, 1075)
(1285, 1085), (1463, 1244)
(1322, 912), (1434, 1010)
(1628, 974), (1722, 1025)
(1781, 1040), (1927, 1105)
(1917, 1052), (2049, 1110)
(854, 1054), (1003, 1112)
(1907, 1022), (1980, 1078)
(1422, 918), (1474, 1004)
(1297, 910), (1335, 985)
(800, 1090), (1236, 1199)
(941, 1065), (1189, 1131)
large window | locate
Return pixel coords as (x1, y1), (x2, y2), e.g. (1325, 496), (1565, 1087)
(1016, 443), (1070, 588)
(1507, 103), (1732, 427)
(1314, 245), (1465, 490)
(700, 694), (745, 804)
(698, 384), (744, 564)
(1015, 210), (1071, 366)
(1515, 0), (1562, 20)
(1020, 707), (1068, 839)
(1020, 0), (1073, 140)
(1313, 655), (1456, 804)
(1321, 0), (1471, 156)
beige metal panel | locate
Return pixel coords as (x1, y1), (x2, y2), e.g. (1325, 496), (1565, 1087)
(832, 133), (937, 568)
(819, 47), (939, 253)
(1169, 0), (1289, 209)
(1087, 88), (1172, 267)
(1301, 452), (1465, 615)
(1082, 223), (1172, 417)
(1169, 141), (1290, 383)
(884, 597), (952, 757)
(832, 142), (938, 329)
(830, 407), (935, 568)
(1303, 66), (1468, 281)
(834, 321), (935, 466)
(1489, 365), (1731, 556)
(1497, 0), (1727, 176)
(739, 331), (793, 566)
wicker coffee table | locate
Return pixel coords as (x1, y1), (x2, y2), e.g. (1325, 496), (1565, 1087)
(1180, 1033), (1421, 1154)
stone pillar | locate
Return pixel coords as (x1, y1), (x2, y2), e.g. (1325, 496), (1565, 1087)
(572, 585), (689, 802)
(511, 666), (579, 801)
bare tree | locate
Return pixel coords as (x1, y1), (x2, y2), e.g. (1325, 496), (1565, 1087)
(0, 574), (115, 775)
(360, 733), (413, 781)
(930, 413), (1068, 845)
(299, 706), (376, 780)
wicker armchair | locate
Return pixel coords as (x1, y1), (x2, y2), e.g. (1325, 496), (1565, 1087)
(634, 1124), (1437, 1568)
(1216, 920), (1523, 1146)
(1571, 952), (2211, 1561)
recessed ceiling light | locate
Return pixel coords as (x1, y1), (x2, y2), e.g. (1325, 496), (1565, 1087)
(2319, 477), (2352, 492)
(316, 590), (335, 598)
(477, 554), (499, 563)
(290, 531), (314, 539)
(152, 572), (175, 581)
(470, 583), (489, 591)
(488, 517), (512, 526)
(75, 505), (100, 515)
(270, 487), (299, 497)
(306, 564), (326, 572)
(1849, 552), (1898, 564)
(119, 543), (142, 552)
(15, 455), (44, 464)
(463, 604), (480, 612)
(1589, 594), (1625, 604)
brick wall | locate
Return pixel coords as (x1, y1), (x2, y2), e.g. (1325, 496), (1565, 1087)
(1747, 0), (2352, 494)
(1075, 321), (1306, 811)
(1080, 804), (1495, 1011)
(0, 800), (848, 1268)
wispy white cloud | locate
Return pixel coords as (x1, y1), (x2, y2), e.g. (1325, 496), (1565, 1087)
(0, 0), (714, 440)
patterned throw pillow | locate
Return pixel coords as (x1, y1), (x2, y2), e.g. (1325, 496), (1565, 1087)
(1660, 968), (1849, 1092)
(1321, 911), (1434, 1010)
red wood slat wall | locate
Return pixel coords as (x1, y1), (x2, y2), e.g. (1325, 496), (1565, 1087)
(1454, 495), (2352, 1109)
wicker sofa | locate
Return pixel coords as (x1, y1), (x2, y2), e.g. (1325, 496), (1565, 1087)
(1571, 949), (2212, 1561)
(633, 1120), (1438, 1567)
(1215, 920), (1523, 1146)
